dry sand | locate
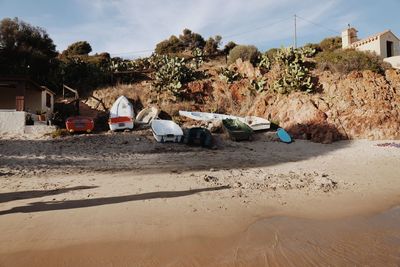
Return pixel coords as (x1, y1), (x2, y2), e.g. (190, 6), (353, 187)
(1, 131), (400, 266)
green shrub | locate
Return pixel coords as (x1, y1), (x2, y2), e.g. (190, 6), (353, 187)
(227, 45), (260, 65)
(315, 49), (390, 74)
(319, 37), (342, 52)
(50, 129), (70, 138)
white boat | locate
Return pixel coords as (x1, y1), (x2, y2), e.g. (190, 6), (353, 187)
(240, 116), (271, 131)
(151, 119), (183, 143)
(179, 110), (270, 131)
(135, 107), (159, 125)
(108, 96), (135, 131)
(179, 110), (239, 121)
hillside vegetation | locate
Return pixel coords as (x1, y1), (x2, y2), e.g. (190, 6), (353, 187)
(1, 17), (399, 143)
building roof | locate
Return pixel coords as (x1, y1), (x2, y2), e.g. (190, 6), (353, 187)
(0, 75), (55, 95)
(350, 30), (400, 48)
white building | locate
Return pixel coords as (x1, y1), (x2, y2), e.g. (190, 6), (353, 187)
(341, 27), (400, 69)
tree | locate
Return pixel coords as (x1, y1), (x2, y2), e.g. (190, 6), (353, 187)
(155, 35), (184, 55)
(0, 17), (58, 80)
(62, 41), (92, 56)
(178, 28), (205, 50)
(204, 35), (222, 55)
(223, 41), (237, 55)
(227, 45), (260, 65)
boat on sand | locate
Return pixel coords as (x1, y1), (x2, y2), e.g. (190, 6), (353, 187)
(222, 119), (253, 141)
(151, 119), (183, 143)
(136, 107), (159, 125)
(179, 110), (270, 131)
(109, 96), (134, 131)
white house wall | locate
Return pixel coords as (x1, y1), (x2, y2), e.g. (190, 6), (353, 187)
(354, 39), (382, 56)
(0, 111), (25, 134)
(379, 32), (400, 57)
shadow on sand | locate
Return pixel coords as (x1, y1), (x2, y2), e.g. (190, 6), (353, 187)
(0, 186), (98, 204)
(0, 125), (350, 175)
(0, 185), (230, 215)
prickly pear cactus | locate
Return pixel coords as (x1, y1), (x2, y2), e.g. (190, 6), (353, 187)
(273, 47), (314, 94)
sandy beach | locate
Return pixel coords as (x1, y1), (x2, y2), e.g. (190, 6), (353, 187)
(1, 132), (400, 266)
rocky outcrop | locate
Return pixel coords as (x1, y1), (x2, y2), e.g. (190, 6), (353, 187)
(250, 70), (400, 143)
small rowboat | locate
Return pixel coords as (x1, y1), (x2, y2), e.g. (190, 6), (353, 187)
(109, 96), (134, 131)
(222, 119), (253, 141)
(136, 107), (159, 125)
(179, 110), (239, 121)
(151, 119), (183, 143)
(240, 116), (271, 131)
(179, 110), (270, 131)
(184, 127), (213, 148)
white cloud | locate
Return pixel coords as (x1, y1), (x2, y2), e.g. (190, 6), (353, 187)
(48, 0), (353, 57)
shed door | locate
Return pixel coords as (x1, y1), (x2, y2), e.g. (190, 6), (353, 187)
(16, 96), (24, 111)
(387, 41), (393, 57)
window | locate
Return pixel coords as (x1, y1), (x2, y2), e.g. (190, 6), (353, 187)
(46, 92), (51, 108)
(387, 41), (393, 57)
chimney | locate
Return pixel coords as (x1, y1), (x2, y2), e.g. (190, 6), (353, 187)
(342, 27), (358, 48)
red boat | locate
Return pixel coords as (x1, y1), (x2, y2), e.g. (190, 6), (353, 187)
(65, 116), (94, 133)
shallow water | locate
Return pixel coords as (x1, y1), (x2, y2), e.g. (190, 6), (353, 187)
(2, 207), (400, 266)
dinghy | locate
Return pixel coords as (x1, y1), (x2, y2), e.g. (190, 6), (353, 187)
(151, 119), (183, 143)
(184, 127), (213, 148)
(108, 96), (135, 131)
(240, 116), (271, 131)
(179, 110), (270, 131)
(179, 110), (239, 121)
(222, 119), (253, 141)
(136, 107), (159, 125)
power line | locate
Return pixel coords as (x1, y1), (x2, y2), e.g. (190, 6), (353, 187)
(222, 17), (292, 39)
(109, 15), (340, 57)
(296, 15), (341, 35)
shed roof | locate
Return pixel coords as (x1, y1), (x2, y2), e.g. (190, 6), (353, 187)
(350, 30), (400, 48)
(0, 76), (55, 95)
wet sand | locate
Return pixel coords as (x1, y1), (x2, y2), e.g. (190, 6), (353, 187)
(1, 134), (400, 266)
(1, 207), (400, 266)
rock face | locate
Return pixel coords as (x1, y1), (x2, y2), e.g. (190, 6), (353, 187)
(251, 70), (400, 143)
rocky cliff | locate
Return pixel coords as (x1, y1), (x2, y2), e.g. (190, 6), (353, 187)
(86, 63), (400, 143)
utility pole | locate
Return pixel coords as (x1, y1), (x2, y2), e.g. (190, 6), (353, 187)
(294, 14), (297, 49)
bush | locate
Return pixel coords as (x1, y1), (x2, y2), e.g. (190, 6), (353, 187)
(223, 41), (237, 55)
(316, 49), (390, 74)
(319, 37), (342, 52)
(227, 45), (260, 65)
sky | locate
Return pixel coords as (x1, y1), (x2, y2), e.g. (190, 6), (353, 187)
(1, 0), (400, 58)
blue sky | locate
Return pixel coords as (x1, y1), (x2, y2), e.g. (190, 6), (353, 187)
(1, 0), (400, 58)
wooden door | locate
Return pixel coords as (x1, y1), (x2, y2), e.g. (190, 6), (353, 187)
(16, 96), (24, 111)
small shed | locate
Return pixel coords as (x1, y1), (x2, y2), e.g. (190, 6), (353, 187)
(0, 76), (56, 134)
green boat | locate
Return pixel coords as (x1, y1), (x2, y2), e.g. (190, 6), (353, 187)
(222, 119), (253, 141)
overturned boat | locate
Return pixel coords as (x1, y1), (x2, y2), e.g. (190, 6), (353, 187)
(109, 96), (135, 131)
(179, 110), (239, 121)
(241, 116), (271, 131)
(179, 110), (270, 131)
(222, 119), (253, 141)
(151, 119), (183, 143)
(184, 127), (213, 148)
(136, 106), (159, 125)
